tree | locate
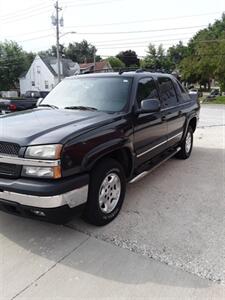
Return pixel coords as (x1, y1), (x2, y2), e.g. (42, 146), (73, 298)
(39, 44), (66, 58)
(167, 42), (188, 68)
(214, 40), (225, 91)
(106, 56), (125, 69)
(179, 13), (225, 90)
(65, 40), (100, 63)
(142, 44), (173, 72)
(0, 41), (34, 91)
(116, 50), (139, 67)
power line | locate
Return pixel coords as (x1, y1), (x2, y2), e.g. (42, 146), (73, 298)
(64, 0), (123, 7)
(17, 34), (54, 43)
(10, 26), (207, 43)
(65, 11), (223, 29)
(0, 7), (52, 24)
(92, 32), (196, 44)
(96, 37), (190, 47)
(6, 29), (194, 40)
(0, 0), (122, 24)
(0, 3), (51, 19)
(76, 25), (208, 35)
(96, 38), (225, 48)
(7, 28), (56, 39)
(14, 33), (225, 47)
(4, 10), (221, 37)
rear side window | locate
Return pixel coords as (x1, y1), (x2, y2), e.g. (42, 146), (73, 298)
(136, 77), (159, 107)
(176, 80), (186, 93)
(174, 80), (191, 102)
(158, 77), (178, 108)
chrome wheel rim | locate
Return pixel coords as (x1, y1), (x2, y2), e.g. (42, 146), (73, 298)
(99, 172), (121, 214)
(185, 132), (192, 153)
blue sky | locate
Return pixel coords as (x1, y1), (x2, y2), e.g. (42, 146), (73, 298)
(0, 0), (224, 57)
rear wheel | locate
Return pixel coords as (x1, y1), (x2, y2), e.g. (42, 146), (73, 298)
(83, 158), (126, 226)
(176, 126), (193, 159)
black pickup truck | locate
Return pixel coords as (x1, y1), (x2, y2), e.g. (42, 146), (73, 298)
(0, 91), (48, 114)
(0, 71), (200, 225)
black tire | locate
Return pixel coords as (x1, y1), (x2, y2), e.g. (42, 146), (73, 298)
(83, 158), (126, 226)
(176, 126), (193, 159)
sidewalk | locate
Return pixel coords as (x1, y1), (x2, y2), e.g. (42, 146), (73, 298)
(1, 213), (225, 300)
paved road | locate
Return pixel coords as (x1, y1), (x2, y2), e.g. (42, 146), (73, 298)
(198, 104), (225, 127)
(0, 104), (225, 299)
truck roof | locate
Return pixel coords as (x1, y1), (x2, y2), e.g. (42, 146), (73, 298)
(67, 71), (175, 80)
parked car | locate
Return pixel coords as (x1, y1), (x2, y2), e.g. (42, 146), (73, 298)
(0, 98), (38, 114)
(22, 90), (49, 99)
(205, 88), (221, 100)
(0, 91), (49, 114)
(0, 71), (200, 225)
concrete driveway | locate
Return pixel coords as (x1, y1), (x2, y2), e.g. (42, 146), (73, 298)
(69, 104), (225, 283)
(0, 104), (225, 299)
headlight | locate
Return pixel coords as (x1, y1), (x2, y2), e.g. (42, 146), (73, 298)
(25, 144), (62, 159)
(22, 166), (61, 179)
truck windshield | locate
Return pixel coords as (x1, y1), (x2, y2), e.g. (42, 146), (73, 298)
(42, 77), (132, 112)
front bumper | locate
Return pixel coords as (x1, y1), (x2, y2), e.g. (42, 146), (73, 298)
(0, 185), (88, 209)
(0, 174), (89, 209)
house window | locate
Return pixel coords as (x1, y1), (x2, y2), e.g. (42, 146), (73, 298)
(37, 66), (41, 74)
(31, 81), (35, 86)
(45, 81), (49, 89)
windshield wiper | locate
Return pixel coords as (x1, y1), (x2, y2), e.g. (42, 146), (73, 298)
(39, 104), (59, 109)
(64, 106), (98, 111)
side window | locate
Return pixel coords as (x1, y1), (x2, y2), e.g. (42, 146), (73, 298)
(158, 77), (178, 107)
(177, 80), (186, 93)
(174, 80), (191, 102)
(136, 77), (159, 107)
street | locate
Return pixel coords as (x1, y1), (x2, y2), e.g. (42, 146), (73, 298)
(0, 104), (225, 300)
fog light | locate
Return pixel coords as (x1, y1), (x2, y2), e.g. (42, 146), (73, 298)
(31, 210), (46, 217)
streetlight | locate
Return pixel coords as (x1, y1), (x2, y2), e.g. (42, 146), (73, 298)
(59, 31), (76, 39)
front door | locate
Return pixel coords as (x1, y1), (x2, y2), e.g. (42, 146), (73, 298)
(133, 77), (168, 165)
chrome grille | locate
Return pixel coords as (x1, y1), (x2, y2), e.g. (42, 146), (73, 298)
(0, 142), (20, 156)
(0, 142), (21, 178)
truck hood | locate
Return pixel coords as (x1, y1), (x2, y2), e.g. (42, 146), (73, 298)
(0, 108), (117, 146)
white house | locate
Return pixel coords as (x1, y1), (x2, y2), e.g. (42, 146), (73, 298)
(19, 55), (80, 95)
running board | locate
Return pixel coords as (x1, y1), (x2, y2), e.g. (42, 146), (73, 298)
(129, 147), (181, 184)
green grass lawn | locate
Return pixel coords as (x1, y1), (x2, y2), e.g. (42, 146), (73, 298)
(203, 96), (225, 104)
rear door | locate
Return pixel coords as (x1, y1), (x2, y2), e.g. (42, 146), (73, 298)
(133, 77), (168, 164)
(157, 76), (185, 147)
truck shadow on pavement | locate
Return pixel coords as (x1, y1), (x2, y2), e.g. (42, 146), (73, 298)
(0, 146), (224, 297)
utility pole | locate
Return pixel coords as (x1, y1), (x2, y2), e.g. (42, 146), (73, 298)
(93, 49), (96, 73)
(52, 1), (63, 83)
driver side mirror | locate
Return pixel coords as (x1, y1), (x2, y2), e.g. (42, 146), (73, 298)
(138, 99), (161, 114)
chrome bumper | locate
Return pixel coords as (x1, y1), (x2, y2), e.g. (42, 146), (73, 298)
(0, 185), (88, 209)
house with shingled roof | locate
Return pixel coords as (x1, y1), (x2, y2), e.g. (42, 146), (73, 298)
(19, 55), (80, 95)
(79, 61), (112, 74)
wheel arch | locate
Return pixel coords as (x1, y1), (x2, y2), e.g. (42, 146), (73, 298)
(85, 146), (135, 180)
(188, 117), (197, 132)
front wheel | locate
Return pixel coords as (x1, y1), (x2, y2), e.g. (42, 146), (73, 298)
(83, 158), (126, 226)
(176, 126), (193, 159)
